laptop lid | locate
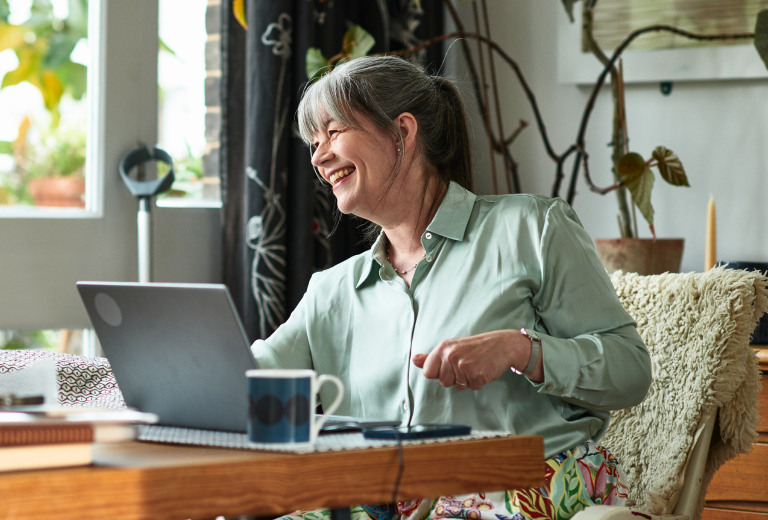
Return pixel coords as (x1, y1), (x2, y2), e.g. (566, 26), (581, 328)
(77, 282), (257, 432)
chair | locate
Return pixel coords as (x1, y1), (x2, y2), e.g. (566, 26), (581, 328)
(574, 266), (768, 520)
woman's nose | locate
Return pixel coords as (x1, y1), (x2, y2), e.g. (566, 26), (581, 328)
(311, 142), (332, 167)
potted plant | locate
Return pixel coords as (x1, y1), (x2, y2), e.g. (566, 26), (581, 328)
(15, 121), (87, 208)
(575, 2), (691, 275)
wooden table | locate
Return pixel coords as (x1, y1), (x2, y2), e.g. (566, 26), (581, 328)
(0, 435), (543, 520)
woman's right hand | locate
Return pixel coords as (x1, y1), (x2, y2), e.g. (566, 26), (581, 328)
(411, 329), (543, 391)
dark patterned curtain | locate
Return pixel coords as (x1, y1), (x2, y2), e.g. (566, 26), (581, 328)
(221, 0), (444, 342)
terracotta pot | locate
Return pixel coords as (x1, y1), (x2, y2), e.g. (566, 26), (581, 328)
(28, 176), (85, 208)
(595, 238), (684, 276)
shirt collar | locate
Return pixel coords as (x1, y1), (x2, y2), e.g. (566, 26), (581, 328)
(355, 182), (476, 289)
(426, 181), (476, 242)
(356, 231), (387, 288)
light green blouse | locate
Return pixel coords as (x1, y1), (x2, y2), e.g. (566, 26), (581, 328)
(252, 182), (652, 457)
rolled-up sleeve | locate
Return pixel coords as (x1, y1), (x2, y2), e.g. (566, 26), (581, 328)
(530, 200), (652, 411)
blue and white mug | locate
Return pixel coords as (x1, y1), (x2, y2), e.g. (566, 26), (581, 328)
(246, 369), (343, 445)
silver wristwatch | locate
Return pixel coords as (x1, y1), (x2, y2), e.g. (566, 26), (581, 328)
(519, 328), (541, 377)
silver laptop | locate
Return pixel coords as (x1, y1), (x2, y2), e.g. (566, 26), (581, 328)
(77, 282), (257, 432)
(77, 282), (401, 433)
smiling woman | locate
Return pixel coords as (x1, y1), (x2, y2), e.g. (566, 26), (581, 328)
(252, 56), (653, 520)
(298, 56), (473, 246)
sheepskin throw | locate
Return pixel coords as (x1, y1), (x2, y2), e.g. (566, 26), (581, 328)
(603, 266), (768, 518)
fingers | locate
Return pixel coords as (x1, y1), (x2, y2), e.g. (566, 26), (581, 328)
(417, 340), (470, 389)
(414, 331), (519, 391)
(420, 346), (443, 380)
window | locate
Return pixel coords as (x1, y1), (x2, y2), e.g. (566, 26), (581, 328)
(156, 0), (220, 206)
(0, 0), (222, 347)
(0, 0), (91, 211)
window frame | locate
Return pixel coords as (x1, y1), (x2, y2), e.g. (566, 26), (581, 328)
(0, 0), (223, 332)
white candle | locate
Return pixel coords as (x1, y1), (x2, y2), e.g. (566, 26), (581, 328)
(705, 196), (716, 271)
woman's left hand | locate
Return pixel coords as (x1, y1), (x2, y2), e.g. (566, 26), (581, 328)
(411, 330), (541, 390)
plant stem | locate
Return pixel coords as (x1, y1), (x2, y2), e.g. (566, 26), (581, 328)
(481, 0), (512, 193)
(471, 0), (499, 195)
(569, 24), (754, 203)
(582, 3), (632, 237)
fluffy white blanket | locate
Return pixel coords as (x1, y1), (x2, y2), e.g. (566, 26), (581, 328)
(603, 266), (768, 518)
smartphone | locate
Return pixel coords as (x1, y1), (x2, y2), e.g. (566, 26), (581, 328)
(362, 424), (471, 440)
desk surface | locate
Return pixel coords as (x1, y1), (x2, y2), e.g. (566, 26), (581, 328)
(0, 435), (543, 520)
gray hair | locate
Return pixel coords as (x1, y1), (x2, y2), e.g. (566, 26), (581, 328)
(297, 56), (474, 193)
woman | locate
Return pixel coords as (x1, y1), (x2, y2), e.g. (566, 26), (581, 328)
(251, 56), (652, 520)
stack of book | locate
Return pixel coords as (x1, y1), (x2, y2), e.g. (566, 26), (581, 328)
(0, 408), (157, 472)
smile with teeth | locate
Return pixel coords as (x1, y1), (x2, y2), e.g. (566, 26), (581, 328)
(330, 167), (355, 185)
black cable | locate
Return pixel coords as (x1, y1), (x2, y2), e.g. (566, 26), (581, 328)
(391, 427), (404, 510)
(320, 421), (405, 516)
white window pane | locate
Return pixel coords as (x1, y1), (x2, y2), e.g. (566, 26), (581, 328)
(157, 0), (218, 204)
(0, 0), (90, 210)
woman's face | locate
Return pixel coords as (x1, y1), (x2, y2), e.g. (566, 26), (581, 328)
(311, 111), (399, 221)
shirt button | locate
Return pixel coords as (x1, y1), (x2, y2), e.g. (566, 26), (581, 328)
(403, 402), (409, 411)
(546, 384), (554, 391)
(562, 388), (569, 395)
(425, 232), (433, 239)
(426, 255), (433, 262)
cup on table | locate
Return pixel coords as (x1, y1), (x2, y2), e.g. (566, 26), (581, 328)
(246, 369), (344, 445)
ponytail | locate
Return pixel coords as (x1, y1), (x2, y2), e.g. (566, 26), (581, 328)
(428, 76), (474, 192)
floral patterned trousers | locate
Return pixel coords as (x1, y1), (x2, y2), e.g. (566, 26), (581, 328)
(280, 441), (628, 520)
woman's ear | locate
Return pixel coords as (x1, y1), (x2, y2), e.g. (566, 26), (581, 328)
(395, 112), (418, 150)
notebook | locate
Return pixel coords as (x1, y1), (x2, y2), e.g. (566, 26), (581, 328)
(77, 282), (400, 433)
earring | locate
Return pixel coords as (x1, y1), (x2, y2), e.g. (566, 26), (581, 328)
(397, 148), (401, 154)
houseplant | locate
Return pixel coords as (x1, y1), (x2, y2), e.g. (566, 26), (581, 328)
(14, 121), (87, 208)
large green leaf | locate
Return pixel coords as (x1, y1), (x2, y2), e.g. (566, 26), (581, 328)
(617, 152), (655, 226)
(561, 0), (578, 23)
(342, 25), (375, 59)
(54, 60), (86, 99)
(0, 23), (25, 52)
(44, 32), (80, 69)
(306, 47), (329, 82)
(1, 46), (42, 89)
(652, 146), (689, 187)
(755, 10), (768, 71)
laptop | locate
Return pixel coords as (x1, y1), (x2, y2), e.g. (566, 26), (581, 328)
(77, 282), (400, 433)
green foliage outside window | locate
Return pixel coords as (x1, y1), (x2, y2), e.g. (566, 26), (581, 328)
(0, 0), (88, 127)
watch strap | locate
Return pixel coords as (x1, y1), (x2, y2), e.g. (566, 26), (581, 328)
(520, 328), (541, 377)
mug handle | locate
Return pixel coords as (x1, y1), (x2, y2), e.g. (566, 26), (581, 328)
(312, 374), (344, 436)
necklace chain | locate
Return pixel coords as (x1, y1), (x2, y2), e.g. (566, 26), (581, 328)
(386, 240), (426, 275)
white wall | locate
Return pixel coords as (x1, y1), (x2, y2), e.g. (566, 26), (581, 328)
(450, 1), (768, 274)
(0, 0), (221, 331)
